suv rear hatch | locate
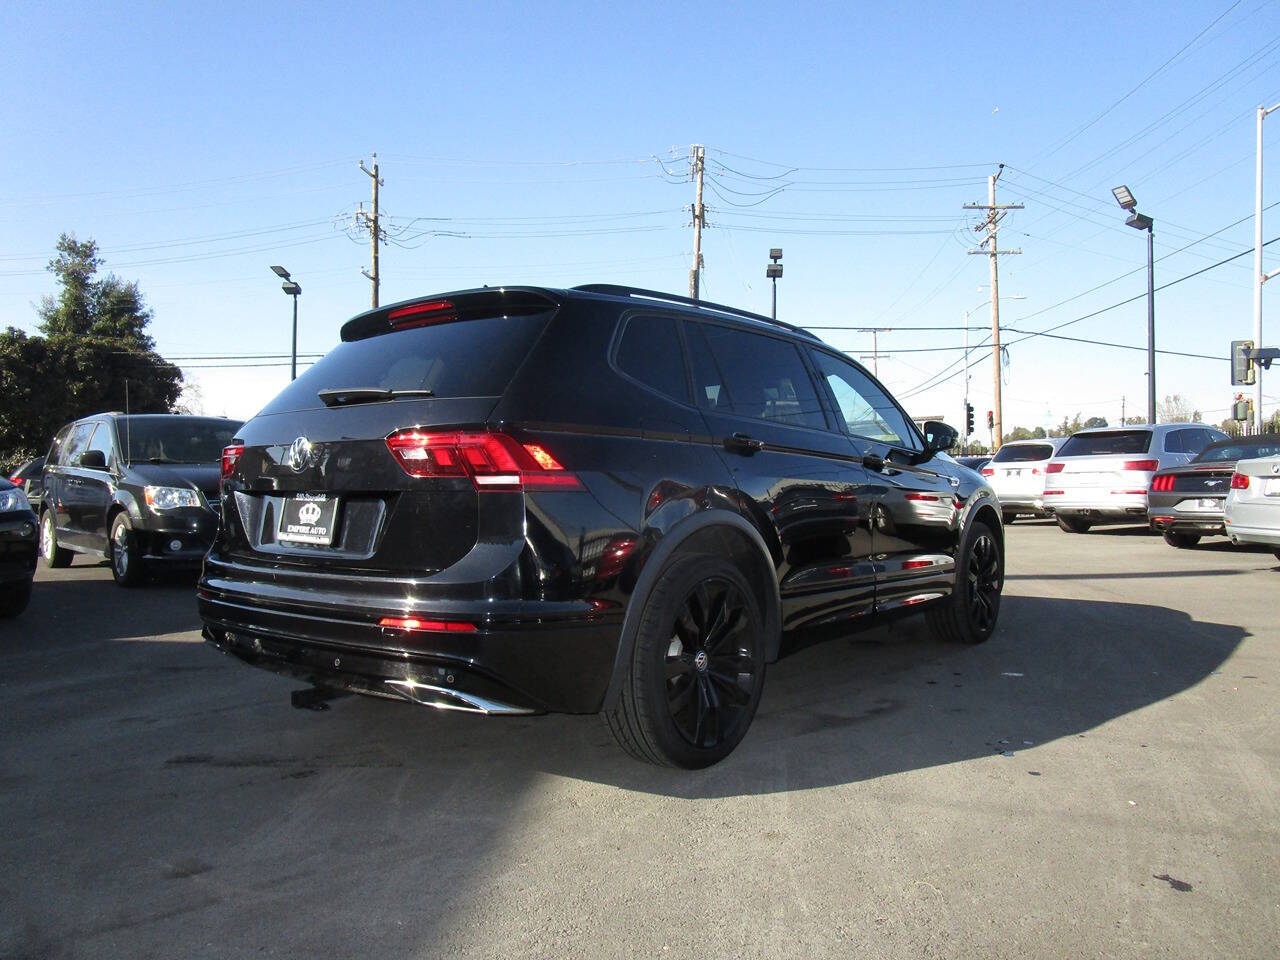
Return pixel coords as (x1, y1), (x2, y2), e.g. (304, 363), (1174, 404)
(985, 442), (1056, 500)
(1046, 430), (1157, 503)
(217, 289), (560, 577)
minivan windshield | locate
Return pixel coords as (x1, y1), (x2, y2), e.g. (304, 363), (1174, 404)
(1058, 430), (1152, 457)
(991, 443), (1054, 463)
(119, 417), (242, 463)
(259, 313), (551, 415)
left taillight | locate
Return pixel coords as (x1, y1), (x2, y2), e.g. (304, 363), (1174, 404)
(980, 467), (994, 477)
(220, 444), (244, 490)
(1123, 459), (1159, 472)
(1231, 472), (1249, 490)
(385, 430), (580, 491)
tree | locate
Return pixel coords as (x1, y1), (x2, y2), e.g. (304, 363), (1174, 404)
(1083, 416), (1108, 429)
(1157, 394), (1194, 424)
(0, 234), (181, 465)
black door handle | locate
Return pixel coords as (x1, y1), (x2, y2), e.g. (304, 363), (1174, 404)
(863, 453), (885, 472)
(724, 432), (765, 454)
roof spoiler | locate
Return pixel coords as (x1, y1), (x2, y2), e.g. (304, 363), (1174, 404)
(340, 287), (561, 342)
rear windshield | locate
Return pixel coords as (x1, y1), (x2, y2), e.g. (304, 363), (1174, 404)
(259, 313), (550, 415)
(1194, 439), (1280, 463)
(991, 443), (1055, 463)
(120, 417), (242, 464)
(1058, 430), (1152, 457)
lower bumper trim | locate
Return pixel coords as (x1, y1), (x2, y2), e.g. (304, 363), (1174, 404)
(384, 679), (537, 715)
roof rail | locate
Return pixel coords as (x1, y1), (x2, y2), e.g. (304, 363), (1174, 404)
(572, 284), (817, 339)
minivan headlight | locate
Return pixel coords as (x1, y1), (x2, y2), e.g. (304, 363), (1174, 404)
(145, 486), (201, 511)
(0, 488), (31, 513)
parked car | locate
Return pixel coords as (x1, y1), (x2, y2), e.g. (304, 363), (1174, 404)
(981, 438), (1064, 522)
(199, 284), (1006, 768)
(8, 456), (45, 512)
(1042, 423), (1229, 533)
(39, 413), (242, 585)
(1224, 454), (1280, 560)
(1149, 434), (1280, 547)
(957, 455), (990, 472)
(0, 476), (38, 617)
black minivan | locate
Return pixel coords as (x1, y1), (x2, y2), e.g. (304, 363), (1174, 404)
(41, 414), (242, 585)
(200, 285), (1004, 767)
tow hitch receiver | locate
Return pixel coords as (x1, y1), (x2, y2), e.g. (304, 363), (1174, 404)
(291, 686), (351, 712)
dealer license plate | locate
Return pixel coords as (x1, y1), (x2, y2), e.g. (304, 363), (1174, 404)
(1265, 477), (1280, 497)
(277, 494), (339, 545)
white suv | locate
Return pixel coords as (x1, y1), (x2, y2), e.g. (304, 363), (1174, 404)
(1043, 423), (1228, 533)
(981, 438), (1064, 522)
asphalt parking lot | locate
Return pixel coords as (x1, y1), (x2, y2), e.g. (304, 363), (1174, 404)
(2, 522), (1277, 960)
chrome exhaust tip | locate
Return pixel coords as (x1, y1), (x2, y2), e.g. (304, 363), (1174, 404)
(385, 679), (536, 716)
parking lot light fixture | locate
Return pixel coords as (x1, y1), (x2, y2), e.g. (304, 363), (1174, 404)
(767, 248), (783, 321)
(1113, 185), (1155, 424)
(272, 266), (302, 380)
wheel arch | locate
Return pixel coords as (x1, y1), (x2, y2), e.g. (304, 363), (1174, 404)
(599, 508), (781, 712)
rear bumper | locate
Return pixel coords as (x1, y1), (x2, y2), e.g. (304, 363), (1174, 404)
(1223, 521), (1280, 547)
(1043, 492), (1148, 520)
(1148, 500), (1225, 535)
(198, 562), (622, 715)
(994, 493), (1046, 514)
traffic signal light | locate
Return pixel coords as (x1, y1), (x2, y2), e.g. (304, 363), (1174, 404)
(1231, 340), (1255, 385)
(965, 402), (974, 436)
(986, 410), (994, 431)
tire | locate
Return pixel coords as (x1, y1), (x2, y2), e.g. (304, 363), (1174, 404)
(39, 510), (73, 568)
(0, 581), (31, 618)
(1273, 550), (1280, 562)
(1001, 512), (1017, 524)
(109, 513), (146, 587)
(1163, 530), (1201, 549)
(927, 519), (1003, 645)
(1056, 515), (1092, 534)
(605, 553), (767, 768)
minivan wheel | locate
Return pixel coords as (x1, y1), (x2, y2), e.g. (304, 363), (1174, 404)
(1163, 530), (1201, 549)
(1057, 515), (1092, 534)
(40, 511), (73, 568)
(109, 514), (146, 587)
(606, 553), (766, 769)
(926, 520), (1003, 645)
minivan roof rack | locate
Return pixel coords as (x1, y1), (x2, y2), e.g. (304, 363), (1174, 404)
(572, 284), (819, 340)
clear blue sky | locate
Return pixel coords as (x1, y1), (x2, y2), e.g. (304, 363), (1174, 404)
(1, 0), (1277, 431)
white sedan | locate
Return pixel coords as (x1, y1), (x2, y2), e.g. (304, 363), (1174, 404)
(1224, 455), (1280, 561)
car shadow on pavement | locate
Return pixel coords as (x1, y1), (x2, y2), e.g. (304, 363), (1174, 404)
(13, 566), (202, 643)
(332, 593), (1246, 799)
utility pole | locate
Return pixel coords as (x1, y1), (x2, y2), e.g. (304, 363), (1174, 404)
(1121, 395), (1126, 425)
(965, 166), (1022, 452)
(1254, 103), (1280, 431)
(689, 145), (705, 299)
(357, 154), (384, 308)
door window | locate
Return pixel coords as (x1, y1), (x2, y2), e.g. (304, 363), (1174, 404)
(85, 423), (115, 465)
(810, 351), (919, 450)
(61, 423), (96, 465)
(686, 322), (827, 430)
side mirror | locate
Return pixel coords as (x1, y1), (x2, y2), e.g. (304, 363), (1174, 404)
(78, 450), (108, 470)
(920, 420), (959, 457)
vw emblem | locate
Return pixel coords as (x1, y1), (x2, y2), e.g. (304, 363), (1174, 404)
(693, 650), (709, 672)
(286, 436), (313, 473)
(298, 501), (322, 525)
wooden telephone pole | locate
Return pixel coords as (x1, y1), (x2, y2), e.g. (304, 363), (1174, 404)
(357, 154), (384, 308)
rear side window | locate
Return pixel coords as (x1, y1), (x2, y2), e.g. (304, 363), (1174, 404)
(991, 443), (1054, 463)
(1058, 430), (1152, 457)
(259, 313), (550, 415)
(686, 323), (827, 430)
(46, 426), (70, 466)
(614, 314), (690, 403)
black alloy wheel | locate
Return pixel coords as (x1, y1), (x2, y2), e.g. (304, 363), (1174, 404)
(927, 519), (1003, 645)
(606, 553), (766, 768)
(110, 513), (145, 587)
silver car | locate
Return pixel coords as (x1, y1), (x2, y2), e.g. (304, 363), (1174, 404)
(1224, 455), (1280, 560)
(981, 437), (1064, 522)
(1043, 423), (1229, 533)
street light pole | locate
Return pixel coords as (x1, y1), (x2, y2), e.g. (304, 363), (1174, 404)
(766, 248), (783, 320)
(1112, 186), (1156, 424)
(1254, 102), (1280, 432)
(271, 265), (302, 380)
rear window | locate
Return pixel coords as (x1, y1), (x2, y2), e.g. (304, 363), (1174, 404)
(991, 443), (1054, 463)
(259, 313), (550, 415)
(1058, 430), (1152, 457)
(1194, 439), (1280, 462)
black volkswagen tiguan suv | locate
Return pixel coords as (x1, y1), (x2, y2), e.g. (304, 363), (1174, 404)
(200, 285), (1004, 767)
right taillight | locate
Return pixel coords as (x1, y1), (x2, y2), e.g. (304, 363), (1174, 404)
(385, 430), (580, 491)
(980, 467), (994, 477)
(1231, 472), (1250, 489)
(220, 445), (244, 488)
(1046, 462), (1065, 474)
(1150, 474), (1175, 492)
